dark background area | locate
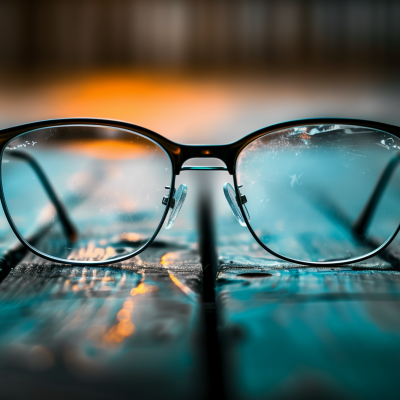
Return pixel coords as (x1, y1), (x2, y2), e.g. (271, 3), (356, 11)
(0, 0), (399, 74)
(0, 0), (399, 139)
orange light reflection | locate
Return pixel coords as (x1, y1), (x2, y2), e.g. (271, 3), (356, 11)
(168, 273), (196, 299)
(67, 241), (117, 261)
(121, 232), (143, 242)
(62, 140), (154, 160)
(161, 251), (180, 267)
(102, 273), (157, 346)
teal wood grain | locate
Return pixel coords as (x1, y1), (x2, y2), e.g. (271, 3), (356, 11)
(216, 266), (400, 400)
(0, 248), (205, 400)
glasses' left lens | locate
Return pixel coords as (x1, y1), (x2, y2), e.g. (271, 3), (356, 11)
(236, 124), (400, 264)
(1, 125), (172, 263)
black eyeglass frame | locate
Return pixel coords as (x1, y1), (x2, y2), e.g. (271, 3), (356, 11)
(1, 117), (400, 267)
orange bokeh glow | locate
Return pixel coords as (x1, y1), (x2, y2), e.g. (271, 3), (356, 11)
(63, 140), (154, 160)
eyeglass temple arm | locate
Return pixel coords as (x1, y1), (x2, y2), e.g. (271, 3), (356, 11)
(7, 150), (78, 243)
(353, 152), (400, 237)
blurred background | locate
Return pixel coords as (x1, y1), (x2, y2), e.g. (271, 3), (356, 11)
(0, 0), (400, 247)
(1, 0), (400, 74)
(0, 0), (399, 141)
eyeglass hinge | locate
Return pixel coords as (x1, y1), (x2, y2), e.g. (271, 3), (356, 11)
(236, 185), (247, 204)
(162, 195), (176, 208)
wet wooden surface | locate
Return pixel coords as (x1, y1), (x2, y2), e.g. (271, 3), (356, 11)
(216, 267), (400, 400)
(0, 246), (205, 400)
(0, 167), (208, 400)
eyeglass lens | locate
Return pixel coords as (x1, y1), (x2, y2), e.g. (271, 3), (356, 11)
(236, 124), (400, 263)
(1, 125), (172, 263)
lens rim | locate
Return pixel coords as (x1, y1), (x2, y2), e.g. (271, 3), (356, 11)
(0, 122), (176, 266)
(232, 121), (400, 267)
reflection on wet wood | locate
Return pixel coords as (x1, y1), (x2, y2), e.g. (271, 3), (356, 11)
(0, 247), (205, 400)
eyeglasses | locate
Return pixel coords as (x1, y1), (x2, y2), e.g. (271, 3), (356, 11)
(1, 118), (400, 267)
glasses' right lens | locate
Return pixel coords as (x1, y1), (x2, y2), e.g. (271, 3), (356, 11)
(1, 125), (172, 263)
(236, 124), (400, 264)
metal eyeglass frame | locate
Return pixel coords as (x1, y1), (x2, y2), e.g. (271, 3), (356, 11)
(1, 117), (400, 268)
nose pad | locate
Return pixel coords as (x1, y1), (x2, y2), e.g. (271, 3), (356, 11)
(165, 184), (188, 229)
(223, 183), (250, 227)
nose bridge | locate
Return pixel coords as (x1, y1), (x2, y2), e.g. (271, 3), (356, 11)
(178, 144), (232, 174)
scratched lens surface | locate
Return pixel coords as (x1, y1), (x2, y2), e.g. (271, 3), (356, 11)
(236, 124), (400, 263)
(1, 125), (172, 263)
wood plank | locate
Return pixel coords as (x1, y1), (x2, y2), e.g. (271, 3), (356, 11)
(0, 246), (205, 400)
(216, 264), (400, 400)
